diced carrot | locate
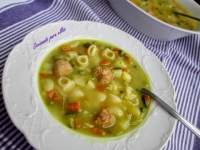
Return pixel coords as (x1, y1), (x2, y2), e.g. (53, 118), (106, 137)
(124, 55), (132, 64)
(96, 83), (106, 91)
(74, 117), (81, 129)
(142, 95), (151, 107)
(90, 127), (106, 136)
(65, 102), (80, 112)
(47, 90), (55, 99)
(40, 73), (52, 78)
(122, 67), (128, 72)
(112, 48), (121, 57)
(112, 48), (121, 52)
(100, 59), (111, 66)
(60, 45), (71, 52)
(47, 90), (62, 103)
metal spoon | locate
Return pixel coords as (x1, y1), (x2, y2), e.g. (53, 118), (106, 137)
(173, 11), (200, 22)
(140, 88), (200, 139)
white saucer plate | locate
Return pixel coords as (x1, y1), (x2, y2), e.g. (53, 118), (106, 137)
(2, 21), (176, 150)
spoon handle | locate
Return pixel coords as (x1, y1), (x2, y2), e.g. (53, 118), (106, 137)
(140, 88), (200, 139)
(173, 11), (200, 22)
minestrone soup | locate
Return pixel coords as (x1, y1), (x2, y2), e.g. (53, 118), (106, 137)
(38, 39), (151, 137)
(130, 0), (198, 30)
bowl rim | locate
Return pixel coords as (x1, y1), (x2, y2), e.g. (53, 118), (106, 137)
(126, 0), (200, 35)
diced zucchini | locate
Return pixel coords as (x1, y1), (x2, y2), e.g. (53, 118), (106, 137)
(73, 76), (86, 87)
(43, 79), (54, 91)
(122, 72), (132, 82)
(69, 117), (74, 128)
(70, 41), (79, 48)
(106, 81), (118, 92)
(90, 55), (101, 67)
(86, 80), (95, 89)
(113, 69), (122, 78)
(108, 94), (122, 103)
(96, 92), (107, 102)
(126, 86), (132, 95)
(124, 86), (138, 102)
(84, 122), (94, 128)
(118, 118), (130, 130)
(42, 63), (53, 74)
(131, 98), (139, 106)
(130, 107), (141, 118)
(125, 101), (141, 117)
(130, 119), (143, 126)
(114, 59), (127, 68)
(69, 88), (84, 100)
(66, 51), (78, 60)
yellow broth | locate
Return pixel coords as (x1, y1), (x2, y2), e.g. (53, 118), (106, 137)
(38, 39), (151, 137)
(130, 0), (198, 30)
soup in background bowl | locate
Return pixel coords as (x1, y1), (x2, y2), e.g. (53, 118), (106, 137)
(38, 39), (151, 138)
(130, 0), (198, 30)
(108, 0), (200, 40)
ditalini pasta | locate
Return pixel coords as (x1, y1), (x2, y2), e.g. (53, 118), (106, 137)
(58, 77), (75, 92)
(38, 39), (151, 137)
(102, 48), (115, 60)
(87, 44), (98, 56)
(77, 55), (89, 67)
